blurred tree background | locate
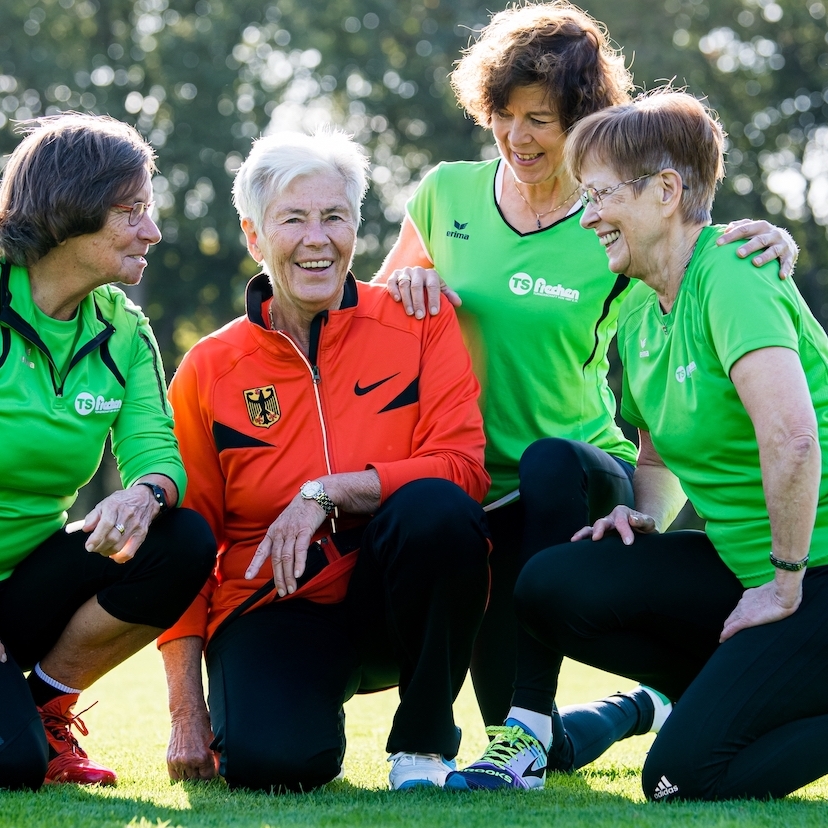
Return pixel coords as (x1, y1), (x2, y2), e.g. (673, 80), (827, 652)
(1, 0), (826, 511)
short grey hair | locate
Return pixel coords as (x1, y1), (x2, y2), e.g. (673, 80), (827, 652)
(232, 130), (370, 232)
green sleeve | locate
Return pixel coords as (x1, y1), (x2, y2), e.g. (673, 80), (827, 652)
(111, 307), (187, 500)
(406, 164), (442, 262)
(698, 239), (800, 375)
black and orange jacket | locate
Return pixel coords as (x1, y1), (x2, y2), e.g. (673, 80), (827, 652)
(158, 273), (489, 646)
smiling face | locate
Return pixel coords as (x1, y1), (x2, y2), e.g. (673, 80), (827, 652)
(244, 172), (357, 319)
(61, 171), (161, 290)
(490, 84), (567, 186)
(578, 156), (665, 280)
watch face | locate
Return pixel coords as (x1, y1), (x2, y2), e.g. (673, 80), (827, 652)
(301, 480), (323, 498)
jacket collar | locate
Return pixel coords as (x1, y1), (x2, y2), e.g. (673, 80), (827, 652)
(245, 271), (359, 329)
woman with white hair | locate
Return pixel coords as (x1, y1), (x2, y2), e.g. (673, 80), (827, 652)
(158, 130), (492, 792)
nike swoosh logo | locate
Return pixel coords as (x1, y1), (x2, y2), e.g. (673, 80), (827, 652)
(522, 758), (546, 779)
(354, 373), (399, 396)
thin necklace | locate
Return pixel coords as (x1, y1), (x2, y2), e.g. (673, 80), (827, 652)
(513, 177), (579, 229)
(268, 301), (276, 331)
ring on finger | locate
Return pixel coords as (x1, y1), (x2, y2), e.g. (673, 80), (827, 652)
(115, 523), (126, 535)
(397, 275), (412, 284)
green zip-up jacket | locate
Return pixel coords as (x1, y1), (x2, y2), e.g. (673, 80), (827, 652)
(0, 260), (186, 580)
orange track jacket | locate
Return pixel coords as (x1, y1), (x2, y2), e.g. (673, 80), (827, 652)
(158, 274), (489, 646)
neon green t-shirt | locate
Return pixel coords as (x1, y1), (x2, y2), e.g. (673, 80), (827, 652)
(619, 225), (828, 586)
(407, 160), (637, 503)
(0, 261), (186, 580)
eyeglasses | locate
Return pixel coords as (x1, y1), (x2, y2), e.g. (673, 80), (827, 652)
(580, 174), (656, 209)
(112, 200), (155, 226)
(580, 174), (690, 210)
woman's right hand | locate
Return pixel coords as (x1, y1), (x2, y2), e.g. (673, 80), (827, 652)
(387, 267), (461, 318)
(0, 639), (6, 664)
(167, 710), (219, 781)
(572, 505), (657, 545)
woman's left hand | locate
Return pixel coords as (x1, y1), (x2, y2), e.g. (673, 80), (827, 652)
(719, 579), (802, 642)
(245, 494), (326, 595)
(571, 505), (657, 545)
(717, 219), (799, 278)
(81, 486), (159, 563)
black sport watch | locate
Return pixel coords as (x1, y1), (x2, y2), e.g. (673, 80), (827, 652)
(137, 482), (169, 515)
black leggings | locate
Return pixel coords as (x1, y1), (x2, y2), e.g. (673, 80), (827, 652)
(470, 438), (634, 725)
(0, 508), (216, 790)
(205, 479), (491, 792)
(515, 531), (828, 800)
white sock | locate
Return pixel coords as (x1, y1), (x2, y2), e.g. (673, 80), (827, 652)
(34, 662), (81, 695)
(639, 686), (673, 734)
(507, 706), (552, 750)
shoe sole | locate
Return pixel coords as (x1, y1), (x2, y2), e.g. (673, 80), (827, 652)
(393, 779), (440, 790)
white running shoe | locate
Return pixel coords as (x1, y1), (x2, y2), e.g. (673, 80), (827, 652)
(388, 752), (456, 790)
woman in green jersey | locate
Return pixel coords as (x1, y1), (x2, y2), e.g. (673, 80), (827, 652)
(508, 89), (828, 801)
(0, 114), (215, 790)
(373, 0), (798, 783)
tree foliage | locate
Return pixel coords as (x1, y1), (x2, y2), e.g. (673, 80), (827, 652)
(1, 0), (825, 375)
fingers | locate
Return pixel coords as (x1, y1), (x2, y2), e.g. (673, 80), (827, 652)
(245, 538), (270, 580)
(388, 268), (443, 318)
(0, 640), (6, 664)
(716, 220), (798, 279)
(442, 284), (462, 308)
(571, 525), (595, 541)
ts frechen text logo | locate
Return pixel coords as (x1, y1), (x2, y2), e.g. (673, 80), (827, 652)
(244, 385), (281, 428)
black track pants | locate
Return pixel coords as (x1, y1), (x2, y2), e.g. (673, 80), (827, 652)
(514, 531), (828, 800)
(205, 479), (490, 792)
(470, 438), (634, 725)
(0, 508), (216, 790)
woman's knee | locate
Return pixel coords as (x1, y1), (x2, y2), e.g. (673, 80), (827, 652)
(520, 438), (584, 491)
(156, 508), (217, 577)
(222, 736), (341, 792)
(378, 479), (489, 557)
(0, 719), (48, 791)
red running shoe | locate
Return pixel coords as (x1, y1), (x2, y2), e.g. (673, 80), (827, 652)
(38, 695), (117, 786)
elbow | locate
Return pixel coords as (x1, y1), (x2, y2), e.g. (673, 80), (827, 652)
(783, 428), (819, 465)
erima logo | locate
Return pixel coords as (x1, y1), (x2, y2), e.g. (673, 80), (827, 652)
(75, 392), (123, 416)
(508, 273), (580, 302)
(653, 775), (679, 800)
(640, 338), (649, 357)
(446, 219), (469, 240)
(675, 361), (697, 383)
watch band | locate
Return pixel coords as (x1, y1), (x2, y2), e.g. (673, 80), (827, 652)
(300, 480), (336, 515)
(137, 482), (169, 515)
(769, 552), (809, 572)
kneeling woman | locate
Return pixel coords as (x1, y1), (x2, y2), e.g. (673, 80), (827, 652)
(513, 90), (828, 801)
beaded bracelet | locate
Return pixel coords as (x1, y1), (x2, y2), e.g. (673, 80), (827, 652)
(769, 552), (809, 572)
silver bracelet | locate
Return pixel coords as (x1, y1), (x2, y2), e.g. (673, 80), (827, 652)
(769, 552), (809, 572)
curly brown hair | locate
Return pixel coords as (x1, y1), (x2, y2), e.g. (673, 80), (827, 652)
(450, 2), (633, 133)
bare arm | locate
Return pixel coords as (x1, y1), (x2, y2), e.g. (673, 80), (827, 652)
(720, 346), (819, 640)
(572, 431), (686, 544)
(372, 217), (460, 317)
(161, 636), (218, 781)
(717, 219), (799, 278)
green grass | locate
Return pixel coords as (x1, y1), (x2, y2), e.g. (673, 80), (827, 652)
(0, 648), (825, 827)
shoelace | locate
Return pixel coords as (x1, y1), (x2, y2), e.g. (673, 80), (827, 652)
(40, 701), (98, 756)
(479, 725), (544, 766)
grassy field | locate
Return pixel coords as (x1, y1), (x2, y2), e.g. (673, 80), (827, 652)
(0, 647), (825, 828)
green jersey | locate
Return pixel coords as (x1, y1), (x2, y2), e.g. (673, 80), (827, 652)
(407, 160), (637, 503)
(0, 260), (186, 580)
(619, 226), (828, 586)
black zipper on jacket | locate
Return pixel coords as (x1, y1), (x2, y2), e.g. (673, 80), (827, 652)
(307, 311), (328, 384)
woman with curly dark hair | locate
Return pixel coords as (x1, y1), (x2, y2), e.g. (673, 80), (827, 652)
(374, 1), (798, 790)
